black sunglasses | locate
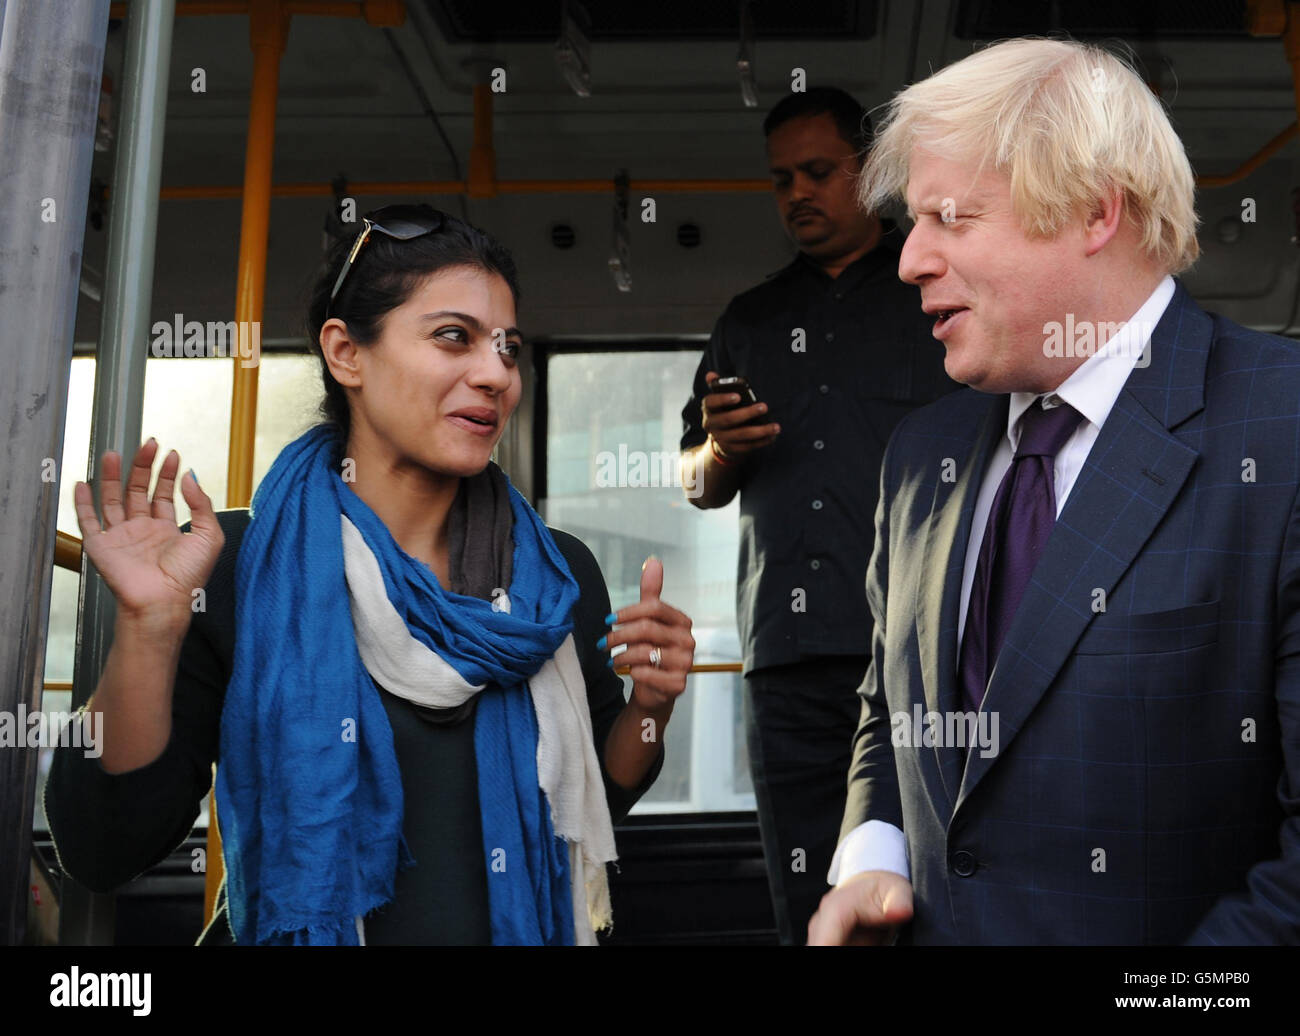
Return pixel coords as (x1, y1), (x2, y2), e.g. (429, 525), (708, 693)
(325, 205), (447, 318)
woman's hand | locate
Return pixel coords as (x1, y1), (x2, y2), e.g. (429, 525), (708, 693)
(600, 557), (694, 711)
(73, 439), (225, 639)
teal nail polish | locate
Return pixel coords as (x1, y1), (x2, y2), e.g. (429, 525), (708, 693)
(606, 657), (614, 667)
(189, 469), (200, 487)
(596, 635), (607, 650)
(604, 612), (617, 625)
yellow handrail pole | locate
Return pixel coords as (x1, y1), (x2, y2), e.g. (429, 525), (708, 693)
(54, 531), (84, 572)
(467, 82), (497, 198)
(1195, 121), (1298, 188)
(204, 0), (290, 928)
(225, 3), (285, 508)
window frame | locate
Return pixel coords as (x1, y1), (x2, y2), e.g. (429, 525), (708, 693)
(532, 337), (755, 818)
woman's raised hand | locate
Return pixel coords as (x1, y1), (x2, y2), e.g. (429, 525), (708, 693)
(72, 439), (225, 638)
(602, 557), (694, 711)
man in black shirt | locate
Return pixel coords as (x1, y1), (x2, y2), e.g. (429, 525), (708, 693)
(679, 88), (957, 944)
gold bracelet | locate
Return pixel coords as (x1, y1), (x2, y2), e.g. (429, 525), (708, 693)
(708, 436), (734, 467)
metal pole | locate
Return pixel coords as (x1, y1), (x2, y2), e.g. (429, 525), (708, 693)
(0, 0), (111, 946)
(224, 0), (286, 508)
(205, 0), (289, 925)
(60, 0), (177, 947)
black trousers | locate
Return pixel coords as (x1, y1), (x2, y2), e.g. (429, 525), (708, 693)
(743, 656), (868, 945)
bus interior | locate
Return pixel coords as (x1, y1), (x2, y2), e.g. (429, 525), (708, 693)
(8, 0), (1300, 947)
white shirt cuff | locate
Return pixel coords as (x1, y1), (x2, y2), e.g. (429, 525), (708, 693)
(826, 820), (909, 886)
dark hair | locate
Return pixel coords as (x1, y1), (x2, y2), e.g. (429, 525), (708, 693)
(305, 205), (521, 441)
(763, 87), (873, 158)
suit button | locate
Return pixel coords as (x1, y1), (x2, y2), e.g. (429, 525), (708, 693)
(950, 849), (977, 877)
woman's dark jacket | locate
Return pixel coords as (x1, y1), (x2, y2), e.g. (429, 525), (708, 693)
(45, 508), (663, 944)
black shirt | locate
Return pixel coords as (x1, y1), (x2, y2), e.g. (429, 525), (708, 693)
(680, 223), (959, 673)
(45, 508), (662, 944)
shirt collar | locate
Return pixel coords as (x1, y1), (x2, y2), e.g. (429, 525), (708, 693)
(1007, 274), (1176, 451)
(788, 219), (903, 285)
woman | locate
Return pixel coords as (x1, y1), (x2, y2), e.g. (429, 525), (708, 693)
(46, 205), (695, 945)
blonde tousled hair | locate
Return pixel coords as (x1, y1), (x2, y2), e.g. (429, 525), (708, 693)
(860, 37), (1200, 272)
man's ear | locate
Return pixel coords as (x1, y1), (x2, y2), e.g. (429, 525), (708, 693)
(1083, 187), (1124, 257)
(320, 319), (363, 390)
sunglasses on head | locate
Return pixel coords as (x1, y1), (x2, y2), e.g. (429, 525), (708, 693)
(325, 205), (448, 319)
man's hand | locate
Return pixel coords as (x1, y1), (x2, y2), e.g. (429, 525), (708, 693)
(807, 870), (914, 946)
(701, 369), (780, 462)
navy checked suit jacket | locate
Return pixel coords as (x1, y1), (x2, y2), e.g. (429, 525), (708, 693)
(841, 280), (1300, 944)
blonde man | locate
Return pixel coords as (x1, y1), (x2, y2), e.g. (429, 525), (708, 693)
(809, 37), (1300, 945)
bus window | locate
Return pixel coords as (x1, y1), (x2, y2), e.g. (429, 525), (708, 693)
(541, 346), (754, 813)
(36, 349), (324, 834)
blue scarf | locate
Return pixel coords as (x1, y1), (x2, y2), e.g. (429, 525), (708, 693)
(217, 424), (581, 945)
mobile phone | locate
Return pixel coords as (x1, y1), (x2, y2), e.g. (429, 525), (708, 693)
(709, 375), (760, 411)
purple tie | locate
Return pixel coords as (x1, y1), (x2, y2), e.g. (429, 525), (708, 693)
(959, 397), (1084, 714)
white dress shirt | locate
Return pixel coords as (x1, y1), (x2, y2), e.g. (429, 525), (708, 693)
(827, 275), (1176, 887)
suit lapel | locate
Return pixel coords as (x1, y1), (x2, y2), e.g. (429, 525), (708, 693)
(914, 393), (1006, 813)
(955, 281), (1212, 811)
